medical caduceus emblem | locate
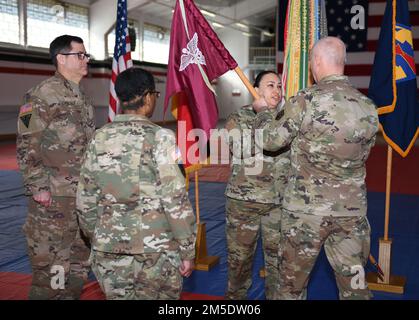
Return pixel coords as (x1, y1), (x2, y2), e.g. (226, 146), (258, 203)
(179, 32), (206, 71)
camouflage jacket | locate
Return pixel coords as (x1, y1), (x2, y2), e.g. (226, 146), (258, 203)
(255, 75), (379, 216)
(16, 72), (95, 197)
(224, 105), (290, 204)
(76, 114), (196, 260)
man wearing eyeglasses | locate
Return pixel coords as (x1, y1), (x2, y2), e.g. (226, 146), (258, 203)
(16, 35), (95, 300)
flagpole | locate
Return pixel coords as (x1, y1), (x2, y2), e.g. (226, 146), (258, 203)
(195, 170), (200, 225)
(194, 168), (220, 271)
(367, 144), (406, 293)
(234, 67), (260, 100)
(377, 145), (393, 284)
(365, 0), (410, 294)
(384, 146), (392, 241)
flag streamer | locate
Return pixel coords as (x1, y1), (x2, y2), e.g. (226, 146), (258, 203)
(282, 0), (327, 100)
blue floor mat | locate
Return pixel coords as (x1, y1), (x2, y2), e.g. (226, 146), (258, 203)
(0, 171), (30, 274)
(1, 171), (418, 299)
(184, 182), (419, 300)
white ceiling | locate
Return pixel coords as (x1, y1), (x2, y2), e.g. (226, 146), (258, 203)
(134, 0), (278, 37)
(69, 0), (277, 36)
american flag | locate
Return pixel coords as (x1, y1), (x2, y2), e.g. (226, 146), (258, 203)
(278, 0), (419, 95)
(325, 0), (368, 52)
(108, 0), (133, 122)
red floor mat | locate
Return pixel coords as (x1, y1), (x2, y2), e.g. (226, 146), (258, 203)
(0, 144), (18, 171)
(366, 145), (419, 195)
(0, 272), (106, 300)
(0, 272), (223, 300)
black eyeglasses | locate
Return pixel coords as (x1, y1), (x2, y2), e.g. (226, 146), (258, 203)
(147, 90), (161, 98)
(59, 52), (91, 61)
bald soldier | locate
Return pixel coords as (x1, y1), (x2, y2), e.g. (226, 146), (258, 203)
(16, 35), (94, 299)
(254, 37), (379, 299)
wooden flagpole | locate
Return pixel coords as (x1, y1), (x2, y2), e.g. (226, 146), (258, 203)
(384, 146), (392, 242)
(195, 171), (200, 225)
(234, 67), (260, 100)
(194, 170), (220, 271)
(367, 145), (406, 293)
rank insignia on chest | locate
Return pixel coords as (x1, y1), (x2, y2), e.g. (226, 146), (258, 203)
(19, 103), (33, 128)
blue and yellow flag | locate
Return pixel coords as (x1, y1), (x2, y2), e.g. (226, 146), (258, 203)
(369, 0), (419, 157)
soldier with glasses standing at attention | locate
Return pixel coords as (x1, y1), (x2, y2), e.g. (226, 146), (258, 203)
(17, 35), (95, 299)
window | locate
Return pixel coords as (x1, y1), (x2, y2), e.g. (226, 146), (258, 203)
(0, 0), (19, 45)
(142, 23), (170, 64)
(106, 20), (140, 60)
(26, 0), (89, 49)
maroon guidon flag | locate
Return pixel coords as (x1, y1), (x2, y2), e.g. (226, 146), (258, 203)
(164, 0), (238, 139)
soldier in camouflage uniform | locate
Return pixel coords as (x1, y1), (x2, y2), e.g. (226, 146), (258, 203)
(224, 71), (290, 300)
(253, 37), (379, 300)
(16, 35), (95, 299)
(76, 68), (196, 300)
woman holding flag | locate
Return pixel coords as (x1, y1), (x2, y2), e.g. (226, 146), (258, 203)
(224, 71), (290, 300)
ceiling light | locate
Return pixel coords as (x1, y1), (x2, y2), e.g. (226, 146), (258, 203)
(242, 32), (252, 37)
(212, 22), (224, 28)
(201, 9), (216, 18)
(263, 31), (274, 37)
(235, 22), (249, 30)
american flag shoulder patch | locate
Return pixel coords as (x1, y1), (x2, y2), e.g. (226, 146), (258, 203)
(19, 103), (33, 116)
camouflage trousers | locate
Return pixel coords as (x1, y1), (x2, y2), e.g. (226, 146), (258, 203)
(278, 210), (372, 300)
(225, 197), (281, 300)
(24, 196), (90, 300)
(91, 250), (183, 300)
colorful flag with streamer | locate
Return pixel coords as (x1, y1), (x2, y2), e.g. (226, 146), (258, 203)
(281, 0), (327, 100)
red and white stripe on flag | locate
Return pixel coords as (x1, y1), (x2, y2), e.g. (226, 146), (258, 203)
(108, 0), (133, 122)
